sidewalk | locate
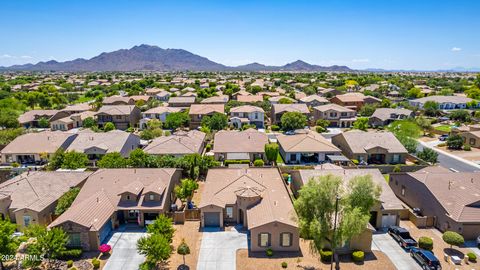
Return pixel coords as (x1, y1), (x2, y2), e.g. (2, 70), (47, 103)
(417, 140), (480, 170)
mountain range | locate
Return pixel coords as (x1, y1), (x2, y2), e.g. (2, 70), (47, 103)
(0, 44), (352, 72)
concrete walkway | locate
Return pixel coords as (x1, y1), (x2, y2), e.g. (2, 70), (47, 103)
(197, 226), (248, 270)
(103, 228), (146, 270)
(372, 233), (421, 270)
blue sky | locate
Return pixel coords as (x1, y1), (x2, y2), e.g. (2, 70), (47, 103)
(1, 0), (479, 70)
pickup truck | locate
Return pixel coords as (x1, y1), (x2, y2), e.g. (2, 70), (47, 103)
(388, 226), (418, 249)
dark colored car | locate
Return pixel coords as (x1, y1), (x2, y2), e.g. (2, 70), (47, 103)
(410, 247), (442, 270)
(439, 134), (449, 141)
(388, 226), (418, 248)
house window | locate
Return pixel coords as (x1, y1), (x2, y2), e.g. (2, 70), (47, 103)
(149, 194), (155, 201)
(470, 138), (476, 145)
(126, 195), (131, 200)
(280, 233), (292, 247)
(116, 115), (122, 120)
(68, 233), (82, 248)
(401, 186), (405, 196)
(23, 215), (31, 227)
(259, 233), (270, 247)
(290, 154), (297, 162)
(226, 207), (234, 218)
(392, 154), (400, 163)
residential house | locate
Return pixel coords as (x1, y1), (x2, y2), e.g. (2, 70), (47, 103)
(299, 95), (329, 107)
(66, 130), (140, 160)
(330, 93), (381, 111)
(143, 130), (206, 157)
(145, 87), (165, 97)
(168, 96), (196, 108)
(331, 131), (408, 164)
(269, 96), (296, 105)
(102, 95), (135, 105)
(313, 104), (356, 128)
(271, 103), (310, 125)
(459, 130), (480, 148)
(213, 129), (268, 162)
(200, 95), (229, 104)
(140, 107), (183, 129)
(290, 168), (405, 252)
(155, 90), (171, 102)
(229, 105), (265, 129)
(409, 95), (476, 110)
(0, 131), (77, 164)
(0, 171), (92, 228)
(318, 88), (341, 98)
(50, 111), (96, 131)
(18, 110), (59, 128)
(188, 104), (225, 129)
(390, 167), (480, 239)
(237, 95), (264, 103)
(96, 105), (141, 130)
(199, 168), (299, 252)
(369, 108), (414, 127)
(49, 168), (182, 250)
(277, 130), (341, 164)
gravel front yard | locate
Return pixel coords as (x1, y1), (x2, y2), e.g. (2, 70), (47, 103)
(236, 239), (396, 270)
(401, 220), (479, 270)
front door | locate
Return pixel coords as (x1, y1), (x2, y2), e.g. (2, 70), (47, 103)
(239, 209), (244, 225)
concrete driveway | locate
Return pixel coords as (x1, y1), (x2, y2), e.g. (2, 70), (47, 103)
(372, 232), (421, 270)
(103, 227), (146, 270)
(197, 226), (248, 270)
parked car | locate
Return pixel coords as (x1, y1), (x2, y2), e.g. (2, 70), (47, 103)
(388, 226), (418, 249)
(439, 134), (449, 141)
(410, 247), (442, 270)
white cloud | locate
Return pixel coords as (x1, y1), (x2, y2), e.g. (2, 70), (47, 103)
(20, 55), (33, 59)
(0, 54), (13, 58)
(451, 47), (462, 52)
(352, 58), (370, 63)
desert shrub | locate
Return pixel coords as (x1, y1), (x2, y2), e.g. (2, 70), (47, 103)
(266, 248), (274, 257)
(418, 237), (433, 251)
(464, 144), (472, 151)
(351, 159), (359, 165)
(467, 252), (477, 262)
(352, 251), (364, 262)
(281, 261), (288, 268)
(224, 159), (250, 165)
(67, 260), (73, 267)
(91, 258), (100, 269)
(320, 249), (333, 262)
(253, 159), (264, 167)
(206, 143), (212, 152)
(437, 142), (447, 147)
(271, 125), (280, 131)
(393, 164), (401, 172)
(58, 249), (83, 259)
(442, 231), (464, 247)
(315, 126), (326, 133)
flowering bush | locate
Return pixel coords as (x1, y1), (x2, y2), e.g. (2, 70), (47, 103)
(99, 244), (111, 254)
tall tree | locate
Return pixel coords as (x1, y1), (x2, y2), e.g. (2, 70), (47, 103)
(264, 143), (279, 165)
(352, 117), (369, 131)
(174, 179), (199, 204)
(61, 151), (89, 169)
(55, 187), (80, 215)
(0, 219), (18, 270)
(280, 112), (307, 131)
(137, 234), (172, 267)
(97, 152), (127, 168)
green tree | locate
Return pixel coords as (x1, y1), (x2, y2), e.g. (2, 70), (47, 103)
(406, 88), (423, 99)
(264, 143), (279, 165)
(415, 117), (432, 136)
(442, 231), (464, 248)
(83, 117), (96, 128)
(61, 151), (89, 169)
(450, 110), (471, 123)
(174, 179), (199, 204)
(280, 112), (307, 131)
(201, 113), (228, 131)
(423, 101), (440, 117)
(316, 119), (330, 129)
(447, 134), (464, 150)
(380, 98), (391, 108)
(353, 117), (369, 131)
(146, 215), (175, 241)
(388, 120), (422, 139)
(47, 148), (65, 170)
(177, 239), (190, 267)
(278, 97), (293, 104)
(294, 174), (381, 256)
(358, 104), (376, 117)
(417, 148), (438, 164)
(164, 111), (190, 130)
(103, 122), (115, 132)
(0, 109), (20, 128)
(97, 152), (127, 168)
(128, 149), (154, 168)
(55, 187), (80, 215)
(38, 117), (50, 128)
(36, 227), (69, 259)
(137, 234), (172, 267)
(0, 218), (18, 270)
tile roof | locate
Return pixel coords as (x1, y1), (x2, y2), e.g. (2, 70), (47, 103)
(96, 105), (137, 115)
(213, 129), (268, 154)
(334, 131), (408, 154)
(66, 130), (139, 155)
(277, 131), (340, 153)
(272, 103), (309, 114)
(143, 130), (206, 155)
(0, 131), (76, 155)
(188, 104), (225, 115)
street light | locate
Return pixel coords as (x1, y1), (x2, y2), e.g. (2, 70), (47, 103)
(330, 195), (340, 270)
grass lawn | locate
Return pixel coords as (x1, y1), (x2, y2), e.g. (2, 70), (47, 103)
(434, 125), (452, 132)
(383, 174), (390, 183)
(75, 95), (95, 103)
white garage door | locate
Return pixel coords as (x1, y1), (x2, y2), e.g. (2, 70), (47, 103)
(381, 214), (397, 228)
